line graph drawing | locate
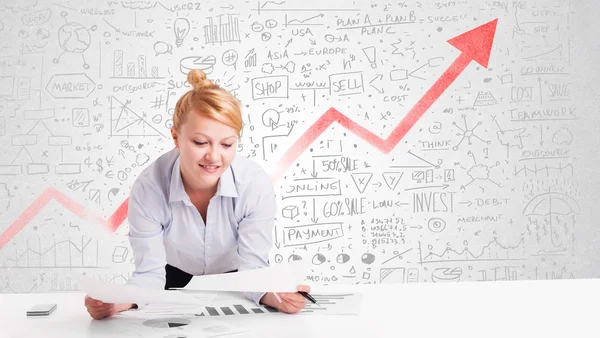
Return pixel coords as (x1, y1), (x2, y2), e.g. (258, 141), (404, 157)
(0, 235), (100, 268)
(419, 236), (526, 264)
(0, 20), (499, 250)
(284, 13), (325, 26)
(253, 2), (360, 15)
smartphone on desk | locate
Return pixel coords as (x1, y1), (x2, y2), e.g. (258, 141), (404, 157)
(26, 304), (57, 316)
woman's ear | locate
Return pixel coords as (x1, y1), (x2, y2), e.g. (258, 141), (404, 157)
(170, 127), (179, 148)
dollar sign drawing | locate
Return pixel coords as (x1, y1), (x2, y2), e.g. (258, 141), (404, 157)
(96, 158), (104, 173)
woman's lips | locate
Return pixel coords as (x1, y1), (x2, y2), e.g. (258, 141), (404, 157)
(199, 164), (220, 173)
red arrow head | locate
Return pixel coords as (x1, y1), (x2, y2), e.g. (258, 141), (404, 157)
(447, 19), (498, 68)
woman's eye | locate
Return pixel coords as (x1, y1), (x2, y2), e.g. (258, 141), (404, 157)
(193, 141), (207, 146)
(222, 144), (232, 148)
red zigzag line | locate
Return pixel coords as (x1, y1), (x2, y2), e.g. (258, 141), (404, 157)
(0, 19), (498, 250)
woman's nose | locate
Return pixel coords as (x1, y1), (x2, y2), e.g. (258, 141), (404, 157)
(206, 145), (219, 160)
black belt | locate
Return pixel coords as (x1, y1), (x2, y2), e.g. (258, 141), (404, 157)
(164, 264), (237, 290)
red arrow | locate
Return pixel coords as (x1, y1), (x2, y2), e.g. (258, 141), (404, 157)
(0, 19), (498, 249)
(271, 18), (498, 182)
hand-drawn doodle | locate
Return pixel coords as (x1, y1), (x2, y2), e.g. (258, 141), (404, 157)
(109, 96), (167, 138)
(120, 1), (157, 10)
(427, 217), (446, 233)
(204, 14), (241, 45)
(180, 56), (216, 75)
(173, 17), (190, 48)
(222, 49), (238, 69)
(111, 50), (163, 79)
(53, 12), (96, 69)
(452, 115), (491, 151)
(431, 267), (462, 282)
(552, 127), (573, 145)
(153, 41), (173, 56)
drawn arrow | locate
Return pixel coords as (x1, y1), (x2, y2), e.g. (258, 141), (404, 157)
(271, 18), (498, 182)
(310, 159), (318, 178)
(459, 200), (473, 207)
(369, 74), (384, 93)
(273, 226), (281, 249)
(310, 198), (319, 223)
(0, 19), (498, 249)
(404, 184), (449, 191)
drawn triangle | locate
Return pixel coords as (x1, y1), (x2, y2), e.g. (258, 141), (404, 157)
(11, 147), (34, 165)
(112, 98), (142, 132)
(351, 173), (372, 194)
(111, 96), (166, 137)
(473, 91), (498, 106)
(349, 266), (356, 274)
(393, 150), (439, 169)
(382, 172), (403, 191)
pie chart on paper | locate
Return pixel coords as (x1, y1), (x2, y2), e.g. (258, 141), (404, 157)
(143, 318), (191, 329)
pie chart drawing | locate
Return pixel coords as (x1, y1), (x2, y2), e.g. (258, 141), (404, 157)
(336, 253), (350, 264)
(431, 267), (462, 282)
(143, 318), (191, 329)
(180, 55), (216, 75)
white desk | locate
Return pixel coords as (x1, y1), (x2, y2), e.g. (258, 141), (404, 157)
(1, 279), (596, 338)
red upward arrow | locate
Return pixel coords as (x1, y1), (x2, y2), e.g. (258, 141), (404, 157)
(271, 18), (498, 182)
(0, 19), (498, 249)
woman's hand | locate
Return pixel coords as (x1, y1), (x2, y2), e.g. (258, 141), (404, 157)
(84, 295), (135, 320)
(260, 285), (311, 314)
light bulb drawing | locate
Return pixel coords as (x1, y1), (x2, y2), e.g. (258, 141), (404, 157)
(173, 18), (190, 48)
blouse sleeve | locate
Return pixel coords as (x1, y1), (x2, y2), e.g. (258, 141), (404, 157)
(236, 169), (277, 305)
(126, 178), (168, 292)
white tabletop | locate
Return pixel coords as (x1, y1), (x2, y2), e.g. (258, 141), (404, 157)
(1, 278), (596, 338)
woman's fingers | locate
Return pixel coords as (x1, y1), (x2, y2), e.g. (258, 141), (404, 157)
(85, 295), (110, 308)
(279, 293), (306, 310)
(85, 295), (118, 319)
(280, 292), (305, 304)
(296, 285), (311, 293)
(88, 304), (116, 319)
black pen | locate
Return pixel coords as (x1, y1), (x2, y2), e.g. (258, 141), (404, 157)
(298, 291), (319, 306)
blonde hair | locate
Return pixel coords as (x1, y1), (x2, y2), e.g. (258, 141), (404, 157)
(172, 69), (243, 136)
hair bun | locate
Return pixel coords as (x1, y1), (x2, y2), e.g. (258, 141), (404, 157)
(187, 69), (213, 90)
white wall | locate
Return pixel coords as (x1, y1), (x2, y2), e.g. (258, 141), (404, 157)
(1, 0), (599, 293)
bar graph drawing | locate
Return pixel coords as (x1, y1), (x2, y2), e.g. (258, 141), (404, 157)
(111, 50), (163, 79)
(204, 14), (241, 45)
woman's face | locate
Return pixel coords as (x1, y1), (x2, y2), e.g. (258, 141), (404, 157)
(171, 111), (238, 190)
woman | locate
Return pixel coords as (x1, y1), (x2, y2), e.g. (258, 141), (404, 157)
(84, 69), (309, 319)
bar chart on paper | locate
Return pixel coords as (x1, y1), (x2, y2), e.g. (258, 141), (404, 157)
(139, 293), (362, 317)
(197, 293), (362, 316)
